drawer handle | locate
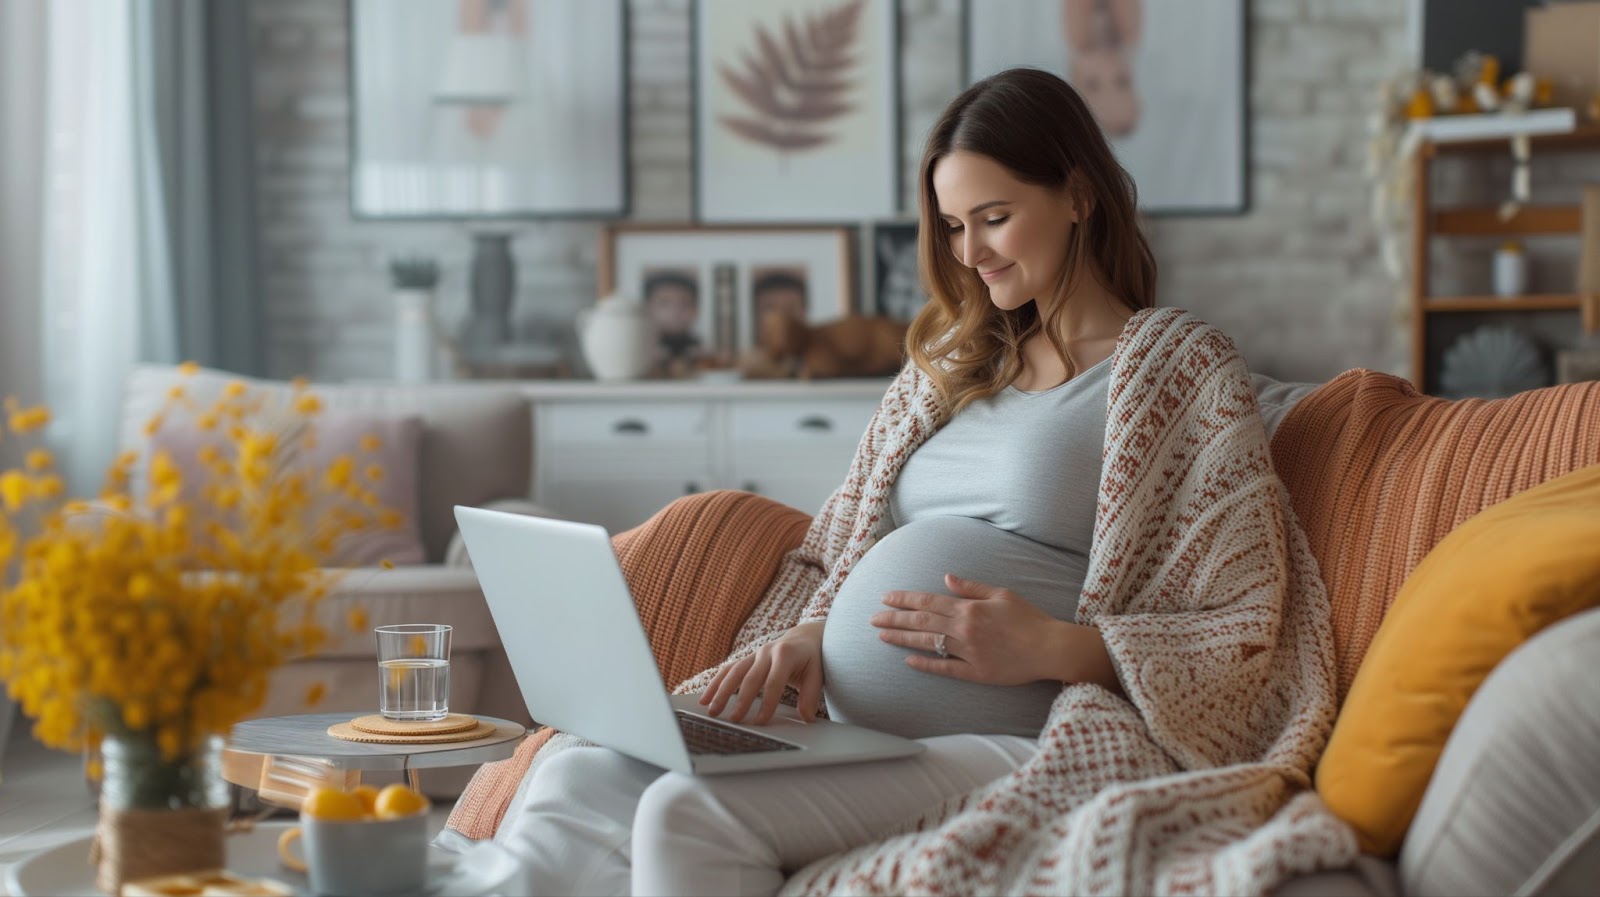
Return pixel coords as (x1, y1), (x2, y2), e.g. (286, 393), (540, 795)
(797, 416), (833, 432)
(613, 419), (650, 435)
(741, 481), (759, 494)
(684, 481), (701, 495)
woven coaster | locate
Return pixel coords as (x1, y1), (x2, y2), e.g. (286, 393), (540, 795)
(348, 713), (479, 737)
(328, 720), (498, 745)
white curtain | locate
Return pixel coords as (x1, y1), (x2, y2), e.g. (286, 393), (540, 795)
(0, 0), (48, 769)
(0, 0), (46, 462)
(41, 0), (175, 493)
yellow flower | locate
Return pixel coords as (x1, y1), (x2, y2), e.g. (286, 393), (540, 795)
(7, 406), (50, 433)
(0, 471), (30, 511)
(128, 573), (155, 601)
(223, 381), (246, 398)
(364, 464), (385, 483)
(304, 682), (326, 707)
(294, 394), (323, 415)
(325, 456), (353, 489)
(347, 607), (369, 632)
(178, 361), (200, 376)
(166, 385), (186, 401)
(379, 559), (395, 570)
(148, 451), (183, 506)
(359, 434), (383, 453)
(0, 376), (408, 757)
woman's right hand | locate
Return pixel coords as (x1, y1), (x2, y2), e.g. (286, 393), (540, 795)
(699, 620), (826, 725)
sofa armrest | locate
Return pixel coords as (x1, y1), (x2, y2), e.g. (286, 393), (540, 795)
(444, 498), (564, 569)
(311, 565), (499, 657)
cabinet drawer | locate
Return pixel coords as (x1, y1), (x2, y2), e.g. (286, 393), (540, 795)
(728, 400), (876, 446)
(541, 402), (710, 450)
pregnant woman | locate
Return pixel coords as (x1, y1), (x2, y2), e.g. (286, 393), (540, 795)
(493, 67), (1325, 896)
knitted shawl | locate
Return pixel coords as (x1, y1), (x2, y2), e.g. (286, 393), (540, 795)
(535, 308), (1358, 893)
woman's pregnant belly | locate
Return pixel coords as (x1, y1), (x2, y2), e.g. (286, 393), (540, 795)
(821, 516), (1088, 739)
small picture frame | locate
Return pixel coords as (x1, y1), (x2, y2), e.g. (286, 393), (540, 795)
(598, 225), (856, 371)
(870, 220), (927, 322)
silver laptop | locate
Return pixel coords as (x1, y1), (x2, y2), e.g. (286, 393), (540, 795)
(453, 506), (925, 775)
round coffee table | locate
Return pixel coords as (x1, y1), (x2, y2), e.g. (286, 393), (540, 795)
(223, 712), (526, 804)
(5, 820), (523, 897)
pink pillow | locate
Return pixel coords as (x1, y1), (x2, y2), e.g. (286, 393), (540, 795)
(147, 413), (426, 567)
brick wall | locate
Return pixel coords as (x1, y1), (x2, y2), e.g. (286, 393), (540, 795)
(252, 0), (1416, 383)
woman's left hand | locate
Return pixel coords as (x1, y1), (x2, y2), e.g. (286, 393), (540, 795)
(870, 573), (1076, 686)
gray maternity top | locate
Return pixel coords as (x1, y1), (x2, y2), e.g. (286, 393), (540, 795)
(822, 358), (1111, 739)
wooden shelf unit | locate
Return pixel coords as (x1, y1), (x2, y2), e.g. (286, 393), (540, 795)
(1410, 126), (1600, 393)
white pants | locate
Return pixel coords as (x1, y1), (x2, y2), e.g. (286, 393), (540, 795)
(495, 733), (1037, 897)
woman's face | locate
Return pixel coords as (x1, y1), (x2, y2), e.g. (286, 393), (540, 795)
(931, 151), (1079, 312)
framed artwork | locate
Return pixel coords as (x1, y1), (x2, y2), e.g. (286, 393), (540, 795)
(964, 0), (1247, 215)
(870, 220), (927, 322)
(692, 0), (901, 223)
(347, 0), (628, 219)
(599, 225), (855, 366)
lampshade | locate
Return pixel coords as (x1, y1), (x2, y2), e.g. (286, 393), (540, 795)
(434, 33), (523, 105)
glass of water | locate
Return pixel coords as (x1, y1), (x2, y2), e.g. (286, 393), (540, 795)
(374, 624), (452, 721)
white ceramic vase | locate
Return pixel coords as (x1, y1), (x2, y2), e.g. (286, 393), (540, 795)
(579, 295), (657, 381)
(393, 288), (437, 383)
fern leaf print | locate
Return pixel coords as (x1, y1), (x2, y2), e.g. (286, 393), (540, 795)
(716, 0), (866, 156)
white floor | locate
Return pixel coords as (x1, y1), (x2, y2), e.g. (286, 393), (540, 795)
(0, 724), (457, 896)
(0, 729), (97, 897)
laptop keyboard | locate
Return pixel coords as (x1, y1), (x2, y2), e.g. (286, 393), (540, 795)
(675, 711), (801, 755)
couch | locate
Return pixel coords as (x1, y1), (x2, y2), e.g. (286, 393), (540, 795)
(443, 369), (1600, 896)
(119, 366), (544, 794)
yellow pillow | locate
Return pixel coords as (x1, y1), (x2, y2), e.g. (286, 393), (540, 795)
(1315, 461), (1600, 856)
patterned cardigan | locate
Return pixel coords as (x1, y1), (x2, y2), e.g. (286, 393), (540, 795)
(668, 307), (1360, 895)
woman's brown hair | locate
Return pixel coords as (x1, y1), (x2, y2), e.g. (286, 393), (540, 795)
(906, 67), (1156, 414)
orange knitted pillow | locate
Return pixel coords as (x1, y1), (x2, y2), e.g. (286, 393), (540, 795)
(1270, 371), (1600, 701)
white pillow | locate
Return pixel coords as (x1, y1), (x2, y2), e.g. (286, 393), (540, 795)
(1400, 607), (1600, 896)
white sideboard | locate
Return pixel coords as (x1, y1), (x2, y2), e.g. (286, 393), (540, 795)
(518, 379), (890, 535)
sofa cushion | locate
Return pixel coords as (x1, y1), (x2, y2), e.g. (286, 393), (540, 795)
(149, 411), (426, 567)
(1316, 462), (1600, 856)
(1270, 370), (1600, 700)
(1400, 607), (1600, 896)
(123, 365), (532, 563)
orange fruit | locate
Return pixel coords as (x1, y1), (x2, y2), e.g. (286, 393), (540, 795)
(350, 784), (380, 816)
(372, 784), (430, 819)
(301, 787), (365, 821)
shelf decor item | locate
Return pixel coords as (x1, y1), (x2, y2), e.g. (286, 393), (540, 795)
(0, 370), (398, 893)
(577, 294), (657, 382)
(464, 231), (516, 353)
(1580, 184), (1600, 333)
(1493, 241), (1528, 298)
(389, 255), (441, 383)
(1438, 325), (1548, 399)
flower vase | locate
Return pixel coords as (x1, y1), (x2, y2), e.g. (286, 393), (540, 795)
(93, 733), (229, 895)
